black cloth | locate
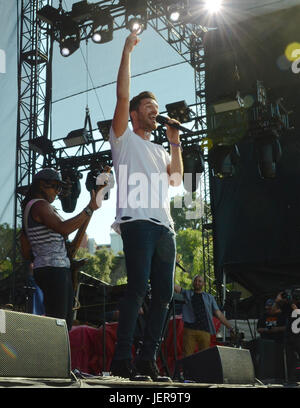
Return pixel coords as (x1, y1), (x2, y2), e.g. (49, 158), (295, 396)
(184, 293), (210, 333)
(257, 312), (286, 343)
(34, 266), (74, 331)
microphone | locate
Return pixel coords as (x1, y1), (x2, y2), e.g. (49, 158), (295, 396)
(156, 115), (192, 133)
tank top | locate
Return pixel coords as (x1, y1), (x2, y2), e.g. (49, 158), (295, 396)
(24, 199), (70, 269)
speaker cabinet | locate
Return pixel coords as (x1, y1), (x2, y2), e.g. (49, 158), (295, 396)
(248, 339), (284, 380)
(176, 346), (255, 384)
(0, 309), (71, 378)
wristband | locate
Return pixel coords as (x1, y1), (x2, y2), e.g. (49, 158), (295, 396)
(84, 206), (93, 217)
(170, 142), (183, 152)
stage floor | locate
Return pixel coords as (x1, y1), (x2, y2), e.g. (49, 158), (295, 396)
(0, 374), (299, 389)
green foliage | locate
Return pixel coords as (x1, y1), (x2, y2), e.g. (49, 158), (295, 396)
(0, 223), (21, 278)
(170, 192), (203, 233)
(175, 228), (203, 288)
(75, 247), (126, 284)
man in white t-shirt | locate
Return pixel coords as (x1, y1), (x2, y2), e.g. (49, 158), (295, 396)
(109, 31), (183, 381)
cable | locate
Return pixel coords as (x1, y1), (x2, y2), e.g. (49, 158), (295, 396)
(52, 60), (188, 105)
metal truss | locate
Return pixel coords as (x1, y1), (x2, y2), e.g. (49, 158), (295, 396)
(11, 0), (53, 304)
(13, 0), (215, 298)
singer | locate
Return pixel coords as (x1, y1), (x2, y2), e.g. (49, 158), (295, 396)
(109, 31), (183, 381)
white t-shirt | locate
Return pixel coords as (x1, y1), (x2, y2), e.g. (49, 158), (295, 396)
(109, 126), (174, 234)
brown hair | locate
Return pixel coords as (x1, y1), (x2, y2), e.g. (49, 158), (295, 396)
(129, 91), (157, 113)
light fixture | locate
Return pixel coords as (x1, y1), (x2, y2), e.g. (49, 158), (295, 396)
(124, 0), (147, 34)
(204, 0), (222, 13)
(59, 168), (83, 213)
(254, 134), (282, 179)
(127, 18), (145, 34)
(208, 144), (240, 178)
(59, 15), (81, 57)
(97, 120), (112, 141)
(70, 0), (94, 24)
(167, 2), (187, 23)
(28, 137), (54, 156)
(182, 145), (205, 192)
(60, 37), (80, 57)
(91, 9), (114, 44)
(37, 5), (61, 25)
(64, 128), (93, 147)
(166, 100), (194, 123)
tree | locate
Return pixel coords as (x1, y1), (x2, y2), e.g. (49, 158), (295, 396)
(75, 247), (126, 285)
(175, 228), (204, 287)
(0, 223), (21, 279)
(170, 192), (203, 233)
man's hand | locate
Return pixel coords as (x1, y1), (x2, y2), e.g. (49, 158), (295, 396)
(165, 117), (181, 144)
(124, 31), (141, 54)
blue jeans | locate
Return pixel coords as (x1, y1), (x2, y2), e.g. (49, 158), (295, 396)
(114, 221), (176, 361)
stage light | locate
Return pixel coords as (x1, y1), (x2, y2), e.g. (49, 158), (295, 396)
(124, 0), (147, 34)
(169, 7), (180, 22)
(28, 137), (54, 156)
(59, 168), (83, 213)
(91, 9), (113, 44)
(71, 0), (94, 24)
(166, 1), (188, 23)
(59, 15), (81, 57)
(92, 29), (113, 43)
(182, 145), (205, 192)
(166, 100), (194, 123)
(255, 135), (282, 179)
(60, 37), (80, 57)
(204, 0), (222, 13)
(97, 120), (112, 141)
(64, 128), (93, 147)
(128, 18), (145, 34)
(208, 144), (240, 178)
(37, 5), (61, 25)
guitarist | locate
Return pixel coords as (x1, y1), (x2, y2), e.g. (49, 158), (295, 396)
(20, 168), (101, 331)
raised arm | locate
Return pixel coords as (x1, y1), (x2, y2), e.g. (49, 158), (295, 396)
(112, 32), (140, 138)
(31, 190), (99, 237)
(166, 119), (184, 186)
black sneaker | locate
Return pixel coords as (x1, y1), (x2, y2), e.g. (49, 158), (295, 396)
(110, 359), (135, 379)
(134, 358), (172, 382)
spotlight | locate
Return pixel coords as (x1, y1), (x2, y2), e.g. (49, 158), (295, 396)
(91, 9), (113, 44)
(28, 137), (54, 156)
(169, 7), (180, 22)
(97, 120), (112, 141)
(64, 128), (93, 147)
(204, 0), (222, 13)
(59, 168), (83, 213)
(92, 29), (113, 43)
(182, 145), (205, 192)
(166, 100), (194, 123)
(59, 15), (80, 57)
(208, 144), (240, 178)
(60, 37), (80, 57)
(128, 18), (145, 35)
(166, 1), (188, 23)
(255, 135), (282, 179)
(37, 5), (61, 26)
(124, 0), (147, 34)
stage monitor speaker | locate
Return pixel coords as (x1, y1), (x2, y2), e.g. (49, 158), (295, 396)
(0, 309), (71, 378)
(177, 346), (255, 384)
